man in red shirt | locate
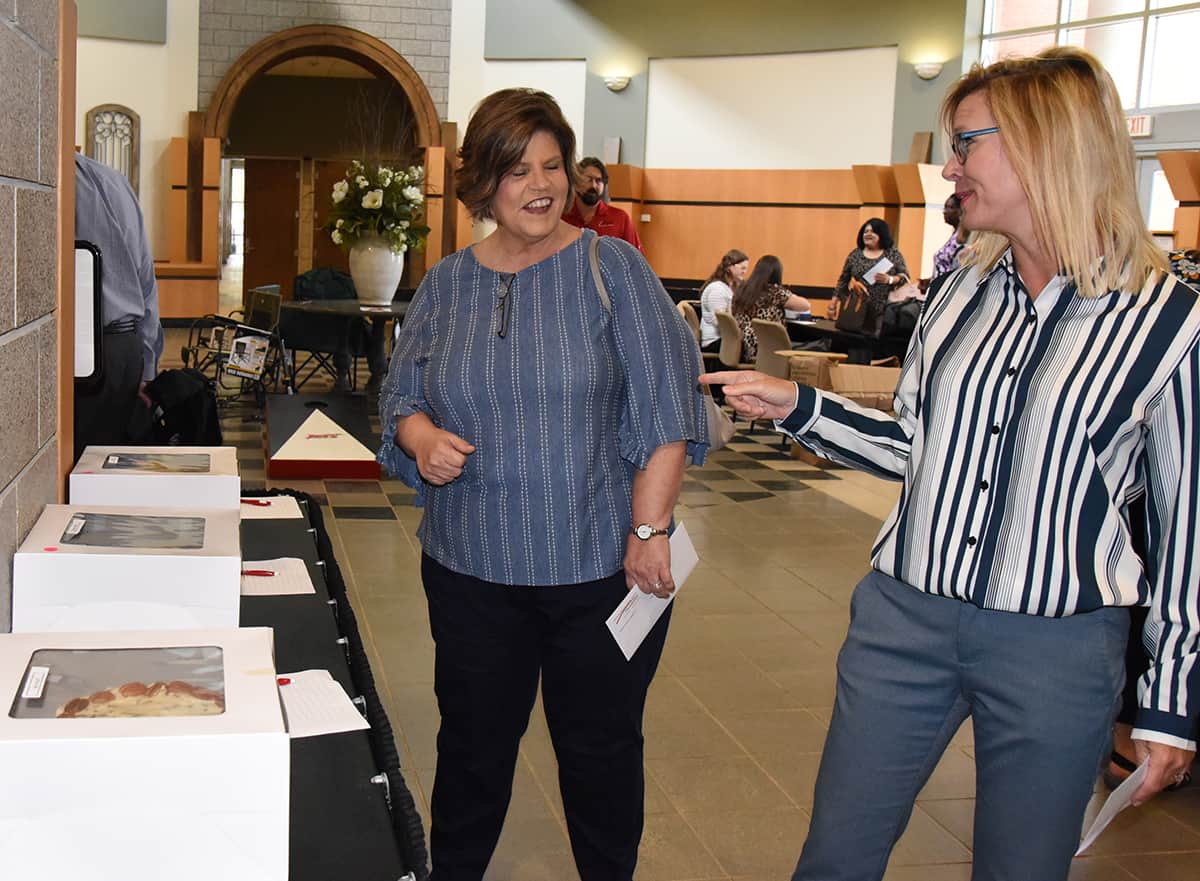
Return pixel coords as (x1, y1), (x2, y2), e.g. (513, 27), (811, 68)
(562, 157), (642, 251)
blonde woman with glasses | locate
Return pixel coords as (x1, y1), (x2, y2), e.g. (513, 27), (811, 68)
(704, 47), (1198, 880)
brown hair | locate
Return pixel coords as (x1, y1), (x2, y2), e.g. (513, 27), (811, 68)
(457, 88), (585, 220)
(941, 47), (1166, 298)
(733, 255), (785, 318)
(702, 249), (749, 292)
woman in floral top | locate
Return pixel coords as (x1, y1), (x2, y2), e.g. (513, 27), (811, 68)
(1169, 249), (1200, 288)
(732, 255), (811, 361)
(829, 218), (910, 327)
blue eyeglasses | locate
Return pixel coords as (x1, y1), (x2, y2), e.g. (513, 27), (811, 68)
(951, 126), (1000, 163)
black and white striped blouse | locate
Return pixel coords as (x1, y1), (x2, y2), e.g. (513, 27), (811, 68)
(780, 251), (1200, 748)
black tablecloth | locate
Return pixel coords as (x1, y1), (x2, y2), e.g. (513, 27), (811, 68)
(240, 494), (427, 881)
(786, 318), (910, 363)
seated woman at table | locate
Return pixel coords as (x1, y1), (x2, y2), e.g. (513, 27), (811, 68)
(699, 248), (749, 352)
(828, 218), (909, 322)
(378, 86), (707, 881)
(733, 254), (811, 361)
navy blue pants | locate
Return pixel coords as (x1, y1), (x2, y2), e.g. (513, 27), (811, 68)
(421, 554), (670, 881)
(793, 570), (1127, 881)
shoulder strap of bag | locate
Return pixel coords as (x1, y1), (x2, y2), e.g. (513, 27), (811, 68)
(589, 233), (612, 314)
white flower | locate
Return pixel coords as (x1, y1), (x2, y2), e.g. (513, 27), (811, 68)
(332, 180), (349, 203)
(362, 189), (384, 209)
(335, 218), (344, 228)
(402, 185), (424, 204)
(355, 175), (369, 189)
(331, 229), (343, 245)
(398, 220), (410, 229)
(379, 169), (393, 187)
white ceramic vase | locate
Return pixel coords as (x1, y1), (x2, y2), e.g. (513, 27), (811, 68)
(349, 233), (404, 306)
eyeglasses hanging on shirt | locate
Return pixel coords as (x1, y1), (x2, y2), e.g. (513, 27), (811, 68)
(495, 273), (516, 339)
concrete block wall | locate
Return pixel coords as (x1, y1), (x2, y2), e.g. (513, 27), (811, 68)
(198, 0), (451, 118)
(0, 0), (61, 631)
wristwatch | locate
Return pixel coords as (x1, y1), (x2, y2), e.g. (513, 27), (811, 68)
(632, 523), (669, 541)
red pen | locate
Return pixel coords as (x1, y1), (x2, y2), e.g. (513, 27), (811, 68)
(242, 569), (275, 577)
(241, 498), (271, 506)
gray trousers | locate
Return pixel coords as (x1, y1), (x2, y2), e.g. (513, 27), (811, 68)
(793, 570), (1127, 881)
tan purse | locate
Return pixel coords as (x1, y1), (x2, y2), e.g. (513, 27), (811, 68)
(587, 235), (733, 451)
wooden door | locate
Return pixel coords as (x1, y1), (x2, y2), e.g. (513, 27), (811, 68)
(313, 159), (353, 274)
(243, 157), (300, 301)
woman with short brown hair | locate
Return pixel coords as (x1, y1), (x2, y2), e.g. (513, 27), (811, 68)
(379, 87), (708, 881)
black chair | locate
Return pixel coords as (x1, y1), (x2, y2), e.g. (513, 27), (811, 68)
(180, 285), (287, 404)
(282, 269), (371, 391)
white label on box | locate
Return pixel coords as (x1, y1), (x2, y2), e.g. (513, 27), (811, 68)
(106, 454), (120, 466)
(21, 666), (50, 699)
(64, 515), (85, 536)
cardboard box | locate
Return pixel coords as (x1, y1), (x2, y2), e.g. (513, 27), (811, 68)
(12, 505), (241, 632)
(0, 627), (288, 881)
(828, 364), (903, 413)
(780, 351), (848, 390)
(70, 446), (241, 510)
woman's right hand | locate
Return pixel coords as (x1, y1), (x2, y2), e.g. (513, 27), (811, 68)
(398, 415), (476, 485)
(700, 371), (799, 421)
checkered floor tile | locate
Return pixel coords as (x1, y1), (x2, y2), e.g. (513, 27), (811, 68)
(163, 327), (855, 519)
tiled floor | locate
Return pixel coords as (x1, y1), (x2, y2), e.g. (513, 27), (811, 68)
(166, 326), (1200, 881)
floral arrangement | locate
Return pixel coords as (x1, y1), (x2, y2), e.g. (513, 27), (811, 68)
(322, 160), (430, 253)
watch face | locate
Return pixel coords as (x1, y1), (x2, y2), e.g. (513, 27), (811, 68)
(636, 524), (652, 540)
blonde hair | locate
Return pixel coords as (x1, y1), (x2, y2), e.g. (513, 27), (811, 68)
(941, 47), (1166, 298)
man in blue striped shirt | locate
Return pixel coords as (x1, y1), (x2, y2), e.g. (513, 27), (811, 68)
(707, 48), (1197, 881)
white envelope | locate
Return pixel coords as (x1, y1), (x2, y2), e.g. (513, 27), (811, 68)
(606, 523), (699, 661)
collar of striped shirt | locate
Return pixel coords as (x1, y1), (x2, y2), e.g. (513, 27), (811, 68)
(779, 252), (1200, 747)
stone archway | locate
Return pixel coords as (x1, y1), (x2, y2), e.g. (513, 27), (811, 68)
(204, 24), (441, 147)
(192, 24), (450, 284)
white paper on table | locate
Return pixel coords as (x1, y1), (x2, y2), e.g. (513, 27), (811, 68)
(1076, 761), (1148, 855)
(240, 495), (304, 519)
(863, 256), (894, 284)
(277, 669), (370, 739)
(241, 557), (316, 596)
(606, 523), (700, 661)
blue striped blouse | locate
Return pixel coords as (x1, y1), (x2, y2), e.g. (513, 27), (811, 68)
(378, 230), (708, 587)
(779, 251), (1200, 748)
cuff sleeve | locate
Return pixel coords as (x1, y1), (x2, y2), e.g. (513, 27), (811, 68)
(776, 384), (819, 438)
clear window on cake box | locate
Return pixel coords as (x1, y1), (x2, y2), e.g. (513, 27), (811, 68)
(9, 646), (226, 719)
(59, 512), (207, 550)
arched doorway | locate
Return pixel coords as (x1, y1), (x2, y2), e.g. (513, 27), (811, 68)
(205, 25), (440, 148)
(201, 25), (446, 302)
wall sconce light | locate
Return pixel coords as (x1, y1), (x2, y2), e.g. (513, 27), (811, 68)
(604, 75), (631, 93)
(913, 61), (944, 81)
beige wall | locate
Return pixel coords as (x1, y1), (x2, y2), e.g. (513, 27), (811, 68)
(0, 2), (63, 630)
(75, 0), (199, 257)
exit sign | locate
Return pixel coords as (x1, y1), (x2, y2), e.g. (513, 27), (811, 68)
(1126, 115), (1154, 137)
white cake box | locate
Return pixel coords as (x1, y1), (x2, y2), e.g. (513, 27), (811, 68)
(70, 446), (241, 510)
(12, 504), (241, 632)
(0, 627), (288, 881)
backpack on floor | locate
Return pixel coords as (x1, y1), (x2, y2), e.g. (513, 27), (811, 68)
(143, 368), (223, 446)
